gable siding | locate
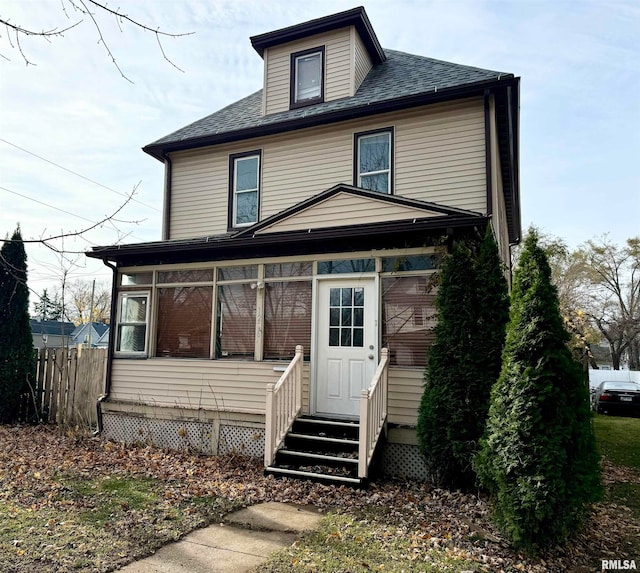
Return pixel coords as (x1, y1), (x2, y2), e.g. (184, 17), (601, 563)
(353, 29), (373, 92)
(264, 27), (352, 115)
(258, 192), (442, 234)
(169, 97), (486, 239)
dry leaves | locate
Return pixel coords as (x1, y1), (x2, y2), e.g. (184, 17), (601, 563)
(0, 424), (638, 573)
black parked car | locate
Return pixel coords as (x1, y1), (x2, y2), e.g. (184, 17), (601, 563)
(591, 380), (640, 416)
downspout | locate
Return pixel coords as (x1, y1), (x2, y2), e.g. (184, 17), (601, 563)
(161, 153), (172, 241)
(94, 258), (118, 436)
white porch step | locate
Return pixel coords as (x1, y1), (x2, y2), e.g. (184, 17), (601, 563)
(265, 466), (362, 485)
(279, 449), (358, 464)
(287, 433), (358, 446)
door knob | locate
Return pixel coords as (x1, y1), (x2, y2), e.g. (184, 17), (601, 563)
(368, 354), (374, 359)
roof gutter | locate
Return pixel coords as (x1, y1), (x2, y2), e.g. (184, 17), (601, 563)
(143, 76), (518, 162)
(93, 257), (118, 436)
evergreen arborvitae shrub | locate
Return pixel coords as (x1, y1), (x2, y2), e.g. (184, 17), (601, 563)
(475, 229), (601, 551)
(0, 227), (35, 423)
(417, 232), (508, 490)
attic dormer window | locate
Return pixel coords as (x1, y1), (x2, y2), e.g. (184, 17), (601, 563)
(290, 47), (324, 108)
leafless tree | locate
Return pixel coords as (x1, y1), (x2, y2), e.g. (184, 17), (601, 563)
(1, 0), (192, 82)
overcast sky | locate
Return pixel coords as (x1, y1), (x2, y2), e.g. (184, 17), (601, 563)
(1, 0), (638, 304)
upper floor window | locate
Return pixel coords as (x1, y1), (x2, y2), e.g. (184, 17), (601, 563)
(355, 128), (393, 193)
(290, 47), (324, 108)
(229, 151), (261, 228)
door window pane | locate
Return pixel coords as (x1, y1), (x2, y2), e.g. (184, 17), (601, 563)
(328, 286), (366, 348)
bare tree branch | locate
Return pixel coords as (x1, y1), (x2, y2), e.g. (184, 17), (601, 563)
(1, 1), (192, 78)
(0, 183), (143, 253)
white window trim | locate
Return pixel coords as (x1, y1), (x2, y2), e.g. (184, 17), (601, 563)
(356, 130), (392, 194)
(233, 154), (260, 228)
(115, 291), (150, 356)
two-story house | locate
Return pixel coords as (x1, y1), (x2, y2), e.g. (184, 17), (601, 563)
(88, 7), (520, 484)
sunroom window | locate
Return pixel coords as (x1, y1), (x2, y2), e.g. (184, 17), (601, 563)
(381, 275), (437, 367)
(355, 129), (392, 193)
(155, 287), (212, 358)
(115, 292), (149, 355)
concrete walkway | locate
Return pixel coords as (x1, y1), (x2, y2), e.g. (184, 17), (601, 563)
(118, 502), (324, 573)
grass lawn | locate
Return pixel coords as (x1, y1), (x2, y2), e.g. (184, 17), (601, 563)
(593, 414), (640, 469)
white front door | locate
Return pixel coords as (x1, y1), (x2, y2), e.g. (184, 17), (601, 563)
(315, 278), (377, 418)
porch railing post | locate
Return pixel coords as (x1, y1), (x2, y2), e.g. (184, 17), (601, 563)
(295, 345), (303, 414)
(265, 383), (275, 466)
(358, 388), (369, 479)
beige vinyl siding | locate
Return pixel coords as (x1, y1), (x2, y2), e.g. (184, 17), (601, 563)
(110, 359), (311, 414)
(110, 359), (421, 426)
(388, 367), (423, 426)
(264, 27), (352, 115)
(353, 28), (372, 92)
(258, 192), (443, 234)
(169, 149), (229, 239)
(169, 97), (486, 239)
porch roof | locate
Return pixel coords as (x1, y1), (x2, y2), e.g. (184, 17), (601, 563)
(87, 188), (487, 268)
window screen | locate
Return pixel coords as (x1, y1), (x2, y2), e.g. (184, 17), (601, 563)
(264, 281), (312, 359)
(381, 276), (437, 367)
(216, 284), (256, 359)
(155, 287), (212, 358)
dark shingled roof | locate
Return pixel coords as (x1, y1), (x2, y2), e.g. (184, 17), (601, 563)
(144, 49), (513, 156)
(30, 319), (75, 336)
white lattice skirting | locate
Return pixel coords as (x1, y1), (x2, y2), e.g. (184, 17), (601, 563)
(102, 412), (425, 479)
(102, 413), (265, 458)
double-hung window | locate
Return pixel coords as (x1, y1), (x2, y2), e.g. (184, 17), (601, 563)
(229, 151), (261, 228)
(115, 291), (149, 355)
(355, 128), (393, 193)
(290, 47), (324, 108)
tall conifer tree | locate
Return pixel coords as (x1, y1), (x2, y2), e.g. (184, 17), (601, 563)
(417, 230), (508, 490)
(0, 227), (35, 423)
(476, 229), (601, 550)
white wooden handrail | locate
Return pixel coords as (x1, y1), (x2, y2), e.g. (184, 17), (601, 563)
(358, 348), (389, 479)
(264, 345), (303, 467)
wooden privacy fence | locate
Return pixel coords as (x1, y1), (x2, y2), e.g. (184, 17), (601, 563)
(31, 347), (107, 428)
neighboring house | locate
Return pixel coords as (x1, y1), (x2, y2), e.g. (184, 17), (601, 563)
(30, 319), (75, 349)
(71, 322), (110, 348)
(88, 7), (520, 483)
